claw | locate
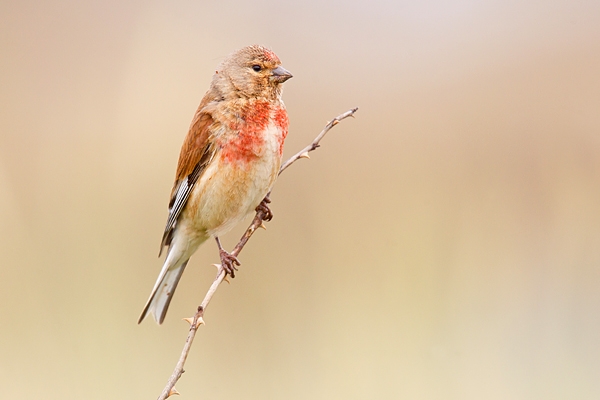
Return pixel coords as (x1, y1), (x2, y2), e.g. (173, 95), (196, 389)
(215, 237), (240, 278)
(219, 249), (240, 278)
(256, 198), (273, 221)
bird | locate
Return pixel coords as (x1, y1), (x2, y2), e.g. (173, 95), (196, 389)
(138, 45), (292, 324)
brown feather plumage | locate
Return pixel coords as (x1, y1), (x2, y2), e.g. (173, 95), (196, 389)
(173, 102), (214, 193)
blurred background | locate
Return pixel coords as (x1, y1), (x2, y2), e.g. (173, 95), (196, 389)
(1, 0), (600, 399)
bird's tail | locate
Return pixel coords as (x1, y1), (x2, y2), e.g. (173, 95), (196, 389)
(138, 258), (189, 325)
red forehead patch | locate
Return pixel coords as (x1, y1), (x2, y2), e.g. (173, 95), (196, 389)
(263, 48), (280, 63)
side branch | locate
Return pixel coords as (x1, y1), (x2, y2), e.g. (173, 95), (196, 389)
(278, 107), (358, 175)
(157, 107), (358, 400)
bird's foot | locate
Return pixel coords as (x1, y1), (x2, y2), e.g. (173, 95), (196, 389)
(256, 197), (273, 221)
(219, 249), (240, 278)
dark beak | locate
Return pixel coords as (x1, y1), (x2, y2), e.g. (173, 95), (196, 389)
(271, 66), (293, 83)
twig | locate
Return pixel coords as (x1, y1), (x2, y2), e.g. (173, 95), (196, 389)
(278, 107), (359, 175)
(156, 107), (358, 399)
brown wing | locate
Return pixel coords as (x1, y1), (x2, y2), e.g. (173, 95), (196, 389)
(159, 101), (217, 255)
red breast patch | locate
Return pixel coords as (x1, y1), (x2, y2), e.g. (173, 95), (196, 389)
(222, 100), (272, 164)
(273, 107), (289, 156)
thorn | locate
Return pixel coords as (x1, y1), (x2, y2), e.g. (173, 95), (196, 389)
(259, 222), (267, 230)
(168, 387), (180, 397)
(213, 263), (232, 282)
(332, 119), (339, 126)
(182, 317), (205, 328)
(212, 263), (232, 282)
(299, 152), (310, 159)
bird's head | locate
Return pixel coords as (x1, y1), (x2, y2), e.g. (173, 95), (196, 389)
(214, 45), (292, 100)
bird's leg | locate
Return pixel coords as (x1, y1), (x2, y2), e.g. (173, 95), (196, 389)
(255, 196), (273, 222)
(215, 237), (240, 278)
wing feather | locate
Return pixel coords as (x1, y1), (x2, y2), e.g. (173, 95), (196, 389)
(159, 102), (218, 255)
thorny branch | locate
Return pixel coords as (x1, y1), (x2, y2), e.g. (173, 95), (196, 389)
(156, 107), (359, 400)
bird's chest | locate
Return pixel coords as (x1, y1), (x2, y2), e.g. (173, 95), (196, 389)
(190, 111), (286, 236)
(217, 119), (284, 197)
(219, 101), (287, 165)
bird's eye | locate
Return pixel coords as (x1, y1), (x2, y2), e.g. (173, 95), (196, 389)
(252, 65), (262, 72)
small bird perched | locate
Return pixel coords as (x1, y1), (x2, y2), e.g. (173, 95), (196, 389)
(138, 45), (292, 324)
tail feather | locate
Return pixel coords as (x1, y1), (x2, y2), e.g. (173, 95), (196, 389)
(140, 227), (208, 325)
(138, 260), (189, 324)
